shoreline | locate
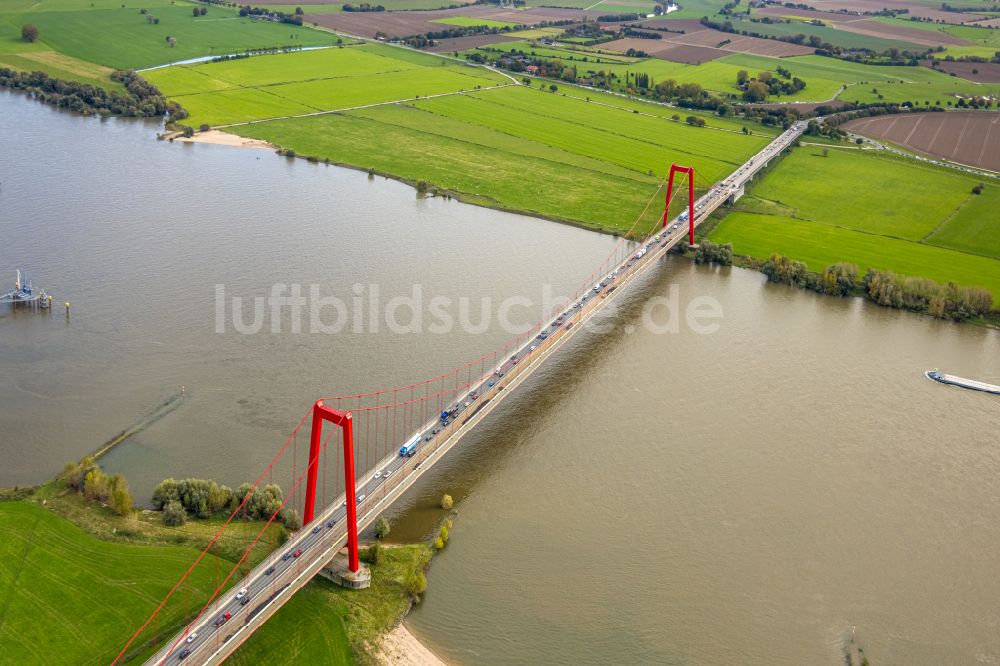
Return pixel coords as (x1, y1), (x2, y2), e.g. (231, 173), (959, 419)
(173, 129), (277, 150)
(379, 622), (447, 666)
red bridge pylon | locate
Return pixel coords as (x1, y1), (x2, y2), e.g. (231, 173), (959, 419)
(304, 400), (360, 573)
(662, 163), (695, 246)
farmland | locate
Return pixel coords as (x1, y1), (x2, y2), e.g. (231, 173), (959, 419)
(228, 81), (769, 231)
(432, 16), (518, 28)
(843, 112), (1000, 173)
(708, 148), (1000, 298)
(1, 3), (340, 71)
(144, 44), (510, 126)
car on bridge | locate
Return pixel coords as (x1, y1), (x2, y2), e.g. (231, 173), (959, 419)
(215, 612), (231, 627)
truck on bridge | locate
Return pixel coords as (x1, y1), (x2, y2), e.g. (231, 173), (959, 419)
(399, 433), (420, 457)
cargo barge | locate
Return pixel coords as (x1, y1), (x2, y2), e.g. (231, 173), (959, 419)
(925, 370), (1000, 396)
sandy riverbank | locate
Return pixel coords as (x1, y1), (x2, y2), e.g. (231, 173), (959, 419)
(379, 623), (447, 666)
(174, 129), (276, 150)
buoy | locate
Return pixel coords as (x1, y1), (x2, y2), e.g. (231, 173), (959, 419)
(65, 302), (70, 316)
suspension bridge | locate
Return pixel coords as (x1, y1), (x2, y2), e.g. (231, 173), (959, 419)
(117, 120), (807, 666)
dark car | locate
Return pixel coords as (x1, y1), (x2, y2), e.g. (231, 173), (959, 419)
(281, 551), (292, 562)
(326, 519), (336, 529)
(214, 611), (231, 627)
(240, 595), (251, 606)
(265, 566), (275, 575)
(312, 525), (321, 534)
(179, 649), (191, 660)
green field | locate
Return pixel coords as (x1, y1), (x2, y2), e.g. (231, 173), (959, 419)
(145, 44), (509, 125)
(432, 16), (518, 28)
(738, 13), (923, 52)
(712, 212), (1000, 297)
(0, 501), (233, 664)
(709, 148), (1000, 297)
(6, 4), (341, 70)
(483, 40), (969, 103)
(233, 83), (767, 231)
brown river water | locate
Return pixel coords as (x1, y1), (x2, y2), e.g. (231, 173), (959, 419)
(1, 91), (999, 665)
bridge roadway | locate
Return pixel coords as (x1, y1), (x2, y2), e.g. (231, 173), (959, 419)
(146, 119), (807, 666)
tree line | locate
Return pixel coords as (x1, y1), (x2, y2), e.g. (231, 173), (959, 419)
(0, 68), (187, 121)
(152, 477), (302, 529)
(759, 254), (994, 320)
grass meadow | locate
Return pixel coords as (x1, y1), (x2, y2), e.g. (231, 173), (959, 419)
(145, 44), (509, 125)
(709, 148), (1000, 297)
(432, 16), (518, 28)
(233, 82), (769, 231)
(10, 4), (340, 70)
(0, 501), (232, 664)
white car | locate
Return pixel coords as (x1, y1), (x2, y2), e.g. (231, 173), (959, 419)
(357, 494), (366, 503)
(374, 470), (382, 479)
(187, 632), (198, 643)
(384, 470), (393, 478)
(236, 587), (247, 599)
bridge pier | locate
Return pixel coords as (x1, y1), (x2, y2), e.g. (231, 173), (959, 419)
(318, 548), (371, 589)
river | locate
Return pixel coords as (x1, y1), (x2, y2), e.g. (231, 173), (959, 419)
(2, 91), (1000, 665)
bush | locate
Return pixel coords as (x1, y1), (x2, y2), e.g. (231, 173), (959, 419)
(375, 516), (391, 539)
(407, 571), (427, 597)
(282, 509), (302, 531)
(163, 500), (187, 527)
(972, 182), (985, 195)
(416, 179), (429, 193)
(440, 494), (453, 510)
(21, 24), (38, 42)
(362, 541), (382, 565)
(694, 240), (733, 266)
(439, 525), (449, 543)
(433, 537), (444, 550)
(199, 123), (211, 132)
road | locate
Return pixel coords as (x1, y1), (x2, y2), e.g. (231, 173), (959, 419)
(145, 119), (808, 666)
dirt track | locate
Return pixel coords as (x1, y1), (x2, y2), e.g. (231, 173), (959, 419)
(843, 111), (1000, 172)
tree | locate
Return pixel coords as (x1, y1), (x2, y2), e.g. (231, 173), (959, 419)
(83, 468), (109, 501)
(200, 6), (207, 15)
(163, 500), (187, 526)
(736, 69), (748, 86)
(21, 24), (38, 42)
(855, 137), (864, 146)
(375, 516), (391, 539)
(972, 182), (985, 195)
(167, 36), (176, 47)
(522, 77), (531, 85)
(440, 493), (453, 510)
(109, 474), (133, 516)
(742, 81), (768, 102)
(193, 6), (200, 15)
(152, 478), (180, 509)
(295, 6), (304, 14)
(549, 84), (558, 93)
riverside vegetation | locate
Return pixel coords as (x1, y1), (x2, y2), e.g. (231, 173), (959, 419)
(0, 447), (445, 665)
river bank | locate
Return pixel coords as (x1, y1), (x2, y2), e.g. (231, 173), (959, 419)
(379, 623), (446, 666)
